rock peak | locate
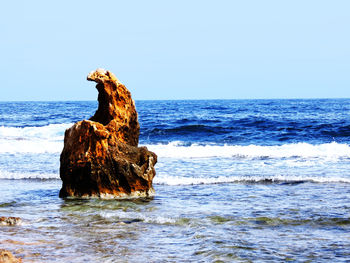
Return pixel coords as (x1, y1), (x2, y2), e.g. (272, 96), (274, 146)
(88, 68), (139, 146)
(87, 68), (120, 85)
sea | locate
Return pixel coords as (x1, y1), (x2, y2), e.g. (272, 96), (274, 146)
(1, 99), (350, 262)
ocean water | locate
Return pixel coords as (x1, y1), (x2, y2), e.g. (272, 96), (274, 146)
(1, 99), (350, 262)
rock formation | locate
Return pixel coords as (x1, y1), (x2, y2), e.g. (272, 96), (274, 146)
(59, 69), (157, 198)
(0, 217), (21, 226)
(0, 250), (22, 263)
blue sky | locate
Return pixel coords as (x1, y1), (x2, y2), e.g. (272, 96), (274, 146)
(1, 1), (349, 101)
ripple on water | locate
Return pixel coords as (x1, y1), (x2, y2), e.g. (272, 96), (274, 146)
(1, 179), (350, 262)
(208, 214), (350, 228)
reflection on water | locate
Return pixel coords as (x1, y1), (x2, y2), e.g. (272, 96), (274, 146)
(0, 180), (350, 262)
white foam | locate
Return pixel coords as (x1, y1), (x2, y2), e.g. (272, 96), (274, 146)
(2, 123), (348, 159)
(101, 211), (176, 224)
(146, 142), (350, 160)
(0, 123), (71, 139)
(0, 170), (59, 180)
(0, 123), (71, 153)
(153, 174), (350, 185)
(134, 214), (176, 224)
(0, 139), (63, 154)
(1, 168), (349, 184)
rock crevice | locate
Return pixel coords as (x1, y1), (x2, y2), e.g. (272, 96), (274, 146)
(59, 69), (157, 198)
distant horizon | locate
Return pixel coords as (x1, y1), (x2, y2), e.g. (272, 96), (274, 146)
(1, 97), (350, 103)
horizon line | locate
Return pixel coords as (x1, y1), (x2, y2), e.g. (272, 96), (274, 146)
(1, 97), (350, 103)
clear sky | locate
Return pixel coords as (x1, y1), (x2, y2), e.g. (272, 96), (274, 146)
(0, 1), (349, 101)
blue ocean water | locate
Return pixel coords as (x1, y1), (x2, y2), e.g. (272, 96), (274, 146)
(1, 99), (350, 262)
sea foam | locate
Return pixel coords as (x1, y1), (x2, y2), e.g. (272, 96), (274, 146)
(147, 141), (350, 160)
(1, 125), (350, 182)
(0, 124), (71, 153)
(0, 170), (59, 180)
(1, 123), (349, 160)
(1, 169), (349, 184)
(154, 174), (350, 185)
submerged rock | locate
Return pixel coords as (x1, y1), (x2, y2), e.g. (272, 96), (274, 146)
(0, 217), (21, 226)
(0, 250), (22, 263)
(59, 69), (157, 198)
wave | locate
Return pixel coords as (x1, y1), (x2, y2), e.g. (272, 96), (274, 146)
(0, 123), (71, 139)
(0, 123), (71, 153)
(1, 124), (350, 160)
(154, 175), (350, 185)
(100, 211), (177, 225)
(2, 169), (349, 184)
(150, 124), (230, 135)
(0, 170), (59, 180)
(146, 141), (350, 160)
(0, 123), (350, 160)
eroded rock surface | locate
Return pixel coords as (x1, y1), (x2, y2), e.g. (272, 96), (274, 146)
(87, 69), (140, 146)
(59, 69), (157, 198)
(0, 217), (21, 226)
(0, 250), (22, 263)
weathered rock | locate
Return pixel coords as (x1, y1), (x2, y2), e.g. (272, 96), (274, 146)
(87, 68), (140, 146)
(0, 250), (22, 263)
(0, 217), (21, 226)
(59, 69), (157, 198)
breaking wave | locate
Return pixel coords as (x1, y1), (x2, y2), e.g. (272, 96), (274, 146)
(1, 124), (349, 160)
(0, 124), (71, 153)
(154, 175), (350, 185)
(147, 141), (350, 160)
(0, 170), (59, 180)
(2, 169), (349, 185)
(1, 122), (350, 160)
(1, 124), (350, 183)
(100, 211), (177, 225)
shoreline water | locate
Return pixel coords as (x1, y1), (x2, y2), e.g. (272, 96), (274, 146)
(1, 180), (350, 262)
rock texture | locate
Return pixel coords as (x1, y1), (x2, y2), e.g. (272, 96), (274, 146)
(0, 250), (22, 263)
(0, 217), (21, 226)
(59, 69), (157, 198)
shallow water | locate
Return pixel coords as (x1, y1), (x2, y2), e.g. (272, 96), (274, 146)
(1, 180), (350, 262)
(1, 100), (350, 262)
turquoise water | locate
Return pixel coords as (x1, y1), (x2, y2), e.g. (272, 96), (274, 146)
(1, 100), (350, 262)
